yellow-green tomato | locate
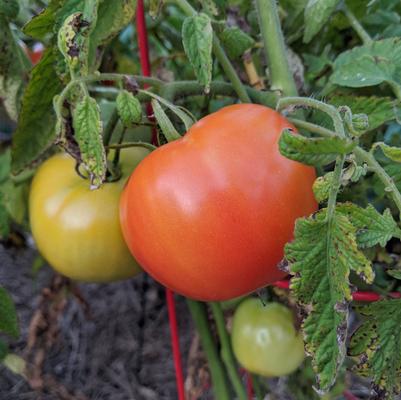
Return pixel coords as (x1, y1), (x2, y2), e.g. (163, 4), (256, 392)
(29, 147), (150, 282)
(231, 298), (305, 377)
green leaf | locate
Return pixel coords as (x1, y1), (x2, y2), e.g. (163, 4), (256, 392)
(279, 130), (356, 166)
(331, 38), (401, 89)
(377, 143), (401, 162)
(219, 27), (254, 59)
(286, 210), (373, 391)
(72, 95), (106, 189)
(116, 90), (142, 127)
(328, 96), (397, 133)
(23, 0), (85, 40)
(336, 203), (401, 248)
(11, 47), (63, 174)
(151, 99), (182, 142)
(0, 0), (19, 19)
(88, 0), (137, 69)
(182, 13), (213, 93)
(313, 172), (334, 203)
(57, 1), (98, 78)
(23, 0), (60, 40)
(304, 0), (340, 43)
(387, 269), (401, 280)
(0, 287), (19, 338)
(349, 299), (401, 398)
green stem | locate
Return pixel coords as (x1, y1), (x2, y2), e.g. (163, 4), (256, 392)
(342, 3), (372, 45)
(278, 97), (345, 137)
(387, 81), (401, 102)
(255, 0), (298, 96)
(288, 118), (401, 217)
(288, 118), (335, 138)
(251, 374), (265, 400)
(170, 0), (251, 103)
(106, 141), (157, 152)
(103, 107), (119, 147)
(212, 35), (251, 103)
(354, 147), (401, 216)
(187, 300), (231, 400)
(327, 155), (346, 219)
(209, 302), (247, 400)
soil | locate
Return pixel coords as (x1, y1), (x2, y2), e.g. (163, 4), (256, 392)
(0, 243), (198, 400)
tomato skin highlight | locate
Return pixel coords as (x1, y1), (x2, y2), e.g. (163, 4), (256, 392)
(120, 104), (317, 300)
(231, 298), (305, 377)
(30, 147), (150, 282)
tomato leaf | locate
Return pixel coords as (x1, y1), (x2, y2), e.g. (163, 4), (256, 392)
(0, 192), (10, 239)
(0, 0), (19, 19)
(0, 287), (19, 339)
(72, 95), (106, 189)
(330, 38), (401, 90)
(336, 203), (401, 248)
(219, 27), (254, 59)
(376, 143), (401, 163)
(312, 171), (334, 203)
(349, 299), (401, 399)
(182, 13), (213, 93)
(279, 130), (357, 165)
(116, 90), (142, 127)
(88, 0), (137, 69)
(151, 99), (182, 142)
(286, 210), (373, 392)
(0, 15), (30, 121)
(11, 47), (63, 174)
(387, 270), (401, 280)
(303, 0), (341, 43)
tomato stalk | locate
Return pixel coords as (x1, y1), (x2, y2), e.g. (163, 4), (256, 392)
(342, 4), (372, 45)
(209, 302), (247, 400)
(187, 300), (231, 400)
(169, 0), (251, 103)
(284, 114), (401, 217)
(255, 0), (298, 96)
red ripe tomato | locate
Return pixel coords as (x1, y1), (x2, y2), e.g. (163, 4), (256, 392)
(120, 104), (317, 301)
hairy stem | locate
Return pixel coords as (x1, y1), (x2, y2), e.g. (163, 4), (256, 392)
(210, 302), (247, 400)
(170, 0), (251, 103)
(342, 3), (372, 45)
(288, 118), (401, 217)
(255, 0), (298, 96)
(106, 141), (157, 152)
(187, 300), (231, 400)
(103, 107), (119, 147)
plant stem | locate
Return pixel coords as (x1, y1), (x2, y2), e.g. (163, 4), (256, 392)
(103, 107), (119, 147)
(106, 141), (157, 152)
(277, 97), (345, 137)
(212, 35), (251, 103)
(289, 118), (335, 138)
(255, 0), (298, 96)
(354, 147), (401, 216)
(342, 3), (372, 45)
(251, 374), (265, 400)
(187, 300), (231, 400)
(160, 80), (277, 106)
(288, 118), (401, 217)
(170, 0), (251, 103)
(209, 302), (247, 400)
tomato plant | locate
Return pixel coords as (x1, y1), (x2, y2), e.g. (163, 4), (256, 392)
(120, 104), (317, 301)
(2, 0), (401, 399)
(29, 147), (149, 282)
(231, 298), (304, 377)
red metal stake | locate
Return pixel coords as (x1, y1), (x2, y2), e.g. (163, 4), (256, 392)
(135, 2), (186, 399)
